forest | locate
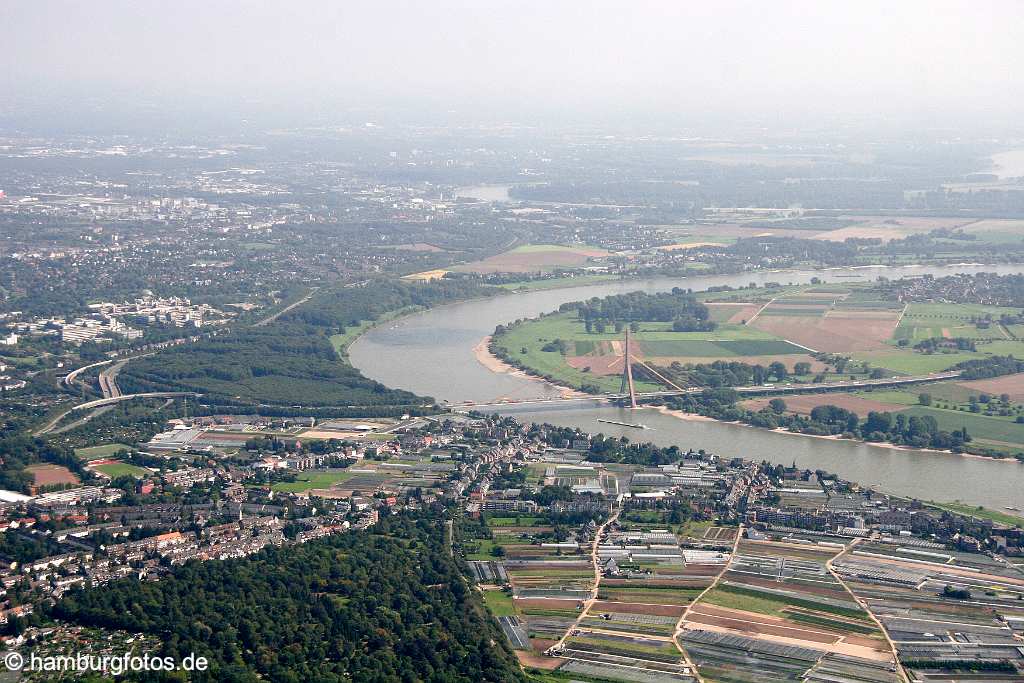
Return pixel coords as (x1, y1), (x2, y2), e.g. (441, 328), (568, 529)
(953, 355), (1024, 380)
(53, 514), (525, 683)
(644, 359), (795, 387)
(559, 288), (714, 331)
(118, 279), (493, 412)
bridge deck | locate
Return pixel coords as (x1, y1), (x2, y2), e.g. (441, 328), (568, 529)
(454, 371), (960, 408)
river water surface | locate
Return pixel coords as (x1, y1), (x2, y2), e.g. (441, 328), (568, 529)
(350, 264), (1024, 508)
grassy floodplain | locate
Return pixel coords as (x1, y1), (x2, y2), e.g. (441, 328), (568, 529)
(490, 283), (1024, 457)
(491, 309), (806, 393)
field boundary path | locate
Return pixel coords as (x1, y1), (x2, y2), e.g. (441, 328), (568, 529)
(671, 523), (743, 683)
(550, 506), (621, 653)
(744, 297), (776, 325)
(894, 303), (909, 328)
(825, 538), (909, 683)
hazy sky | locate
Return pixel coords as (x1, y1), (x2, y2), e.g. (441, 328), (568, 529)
(5, 1), (1024, 124)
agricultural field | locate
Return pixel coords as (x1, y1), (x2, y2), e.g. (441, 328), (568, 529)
(496, 273), (622, 292)
(677, 535), (898, 683)
(400, 268), (449, 281)
(492, 309), (824, 393)
(959, 372), (1024, 402)
(835, 536), (1024, 681)
(853, 301), (1024, 375)
(553, 524), (730, 682)
(494, 283), (1023, 398)
(900, 405), (1024, 451)
(864, 385), (1024, 451)
(745, 380), (1024, 455)
(741, 393), (910, 416)
(959, 218), (1024, 244)
(468, 507), (731, 681)
(454, 243), (610, 274)
(472, 501), (1024, 681)
(704, 302), (761, 324)
(493, 282), (1024, 456)
(809, 215), (969, 242)
(464, 513), (596, 661)
(658, 215), (968, 247)
(892, 302), (1016, 342)
(748, 292), (904, 353)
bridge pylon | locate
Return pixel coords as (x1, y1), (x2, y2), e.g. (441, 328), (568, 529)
(619, 328), (638, 408)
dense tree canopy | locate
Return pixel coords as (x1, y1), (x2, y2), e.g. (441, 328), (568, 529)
(120, 279), (492, 411)
(54, 515), (525, 683)
(560, 289), (714, 332)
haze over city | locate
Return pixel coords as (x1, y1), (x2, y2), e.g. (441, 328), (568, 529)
(2, 3), (1024, 682)
(4, 1), (1024, 129)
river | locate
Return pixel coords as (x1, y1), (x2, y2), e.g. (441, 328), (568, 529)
(350, 264), (1024, 508)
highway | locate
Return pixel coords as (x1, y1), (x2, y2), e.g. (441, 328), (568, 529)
(63, 359), (114, 390)
(96, 359), (128, 398)
(33, 391), (201, 437)
(64, 351), (157, 398)
(454, 371), (962, 409)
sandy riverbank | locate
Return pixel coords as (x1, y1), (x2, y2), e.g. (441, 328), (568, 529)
(472, 336), (586, 399)
(651, 405), (720, 423)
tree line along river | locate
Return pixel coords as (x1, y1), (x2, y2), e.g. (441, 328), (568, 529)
(349, 264), (1024, 510)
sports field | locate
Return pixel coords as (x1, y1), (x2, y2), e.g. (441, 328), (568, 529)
(74, 443), (133, 459)
(92, 461), (151, 478)
(27, 464), (80, 487)
(270, 470), (355, 493)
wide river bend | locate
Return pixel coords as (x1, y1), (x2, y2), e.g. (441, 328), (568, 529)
(351, 264), (1024, 509)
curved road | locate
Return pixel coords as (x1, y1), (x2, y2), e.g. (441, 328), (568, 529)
(34, 392), (200, 437)
(63, 359), (113, 390)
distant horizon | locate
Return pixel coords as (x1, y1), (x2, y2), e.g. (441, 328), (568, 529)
(3, 88), (1024, 140)
(4, 1), (1024, 134)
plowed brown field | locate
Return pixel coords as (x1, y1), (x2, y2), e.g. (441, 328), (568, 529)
(958, 372), (1024, 402)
